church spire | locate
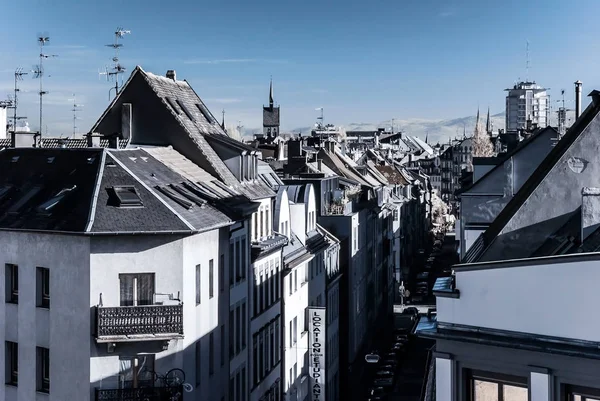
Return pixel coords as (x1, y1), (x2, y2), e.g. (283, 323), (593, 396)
(486, 106), (492, 134)
(221, 109), (226, 131)
(269, 77), (274, 108)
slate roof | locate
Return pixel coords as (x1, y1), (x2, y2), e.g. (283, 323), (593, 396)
(0, 137), (129, 149)
(458, 127), (557, 195)
(91, 66), (240, 188)
(0, 148), (210, 234)
(108, 149), (232, 232)
(263, 106), (280, 127)
(531, 208), (581, 257)
(0, 148), (101, 232)
(469, 92), (600, 262)
(373, 165), (409, 185)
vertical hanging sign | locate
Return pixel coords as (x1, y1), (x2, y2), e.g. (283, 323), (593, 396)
(309, 307), (326, 401)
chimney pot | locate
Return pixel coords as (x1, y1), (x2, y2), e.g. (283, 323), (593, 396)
(575, 80), (583, 120)
(166, 70), (176, 80)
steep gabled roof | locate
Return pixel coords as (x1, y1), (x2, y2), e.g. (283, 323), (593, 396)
(469, 91), (600, 262)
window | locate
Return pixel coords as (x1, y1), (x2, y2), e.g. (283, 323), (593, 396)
(236, 304), (241, 354)
(37, 347), (50, 393)
(220, 324), (225, 366)
(37, 267), (50, 308)
(196, 341), (201, 387)
(241, 366), (246, 401)
(36, 186), (76, 214)
(209, 332), (215, 375)
(196, 264), (201, 304)
(253, 335), (259, 384)
(467, 370), (527, 401)
(119, 355), (155, 389)
(274, 318), (280, 363)
(289, 274), (292, 295)
(209, 259), (214, 299)
(229, 242), (234, 286)
(219, 255), (225, 293)
(165, 97), (181, 115)
(260, 208), (264, 238)
(241, 238), (246, 280)
(236, 240), (241, 282)
(8, 186), (42, 213)
(119, 273), (154, 306)
(108, 186), (143, 208)
(229, 309), (234, 358)
(565, 385), (600, 401)
(294, 270), (297, 292)
(5, 264), (18, 304)
(5, 341), (18, 386)
(176, 99), (196, 121)
(242, 302), (247, 349)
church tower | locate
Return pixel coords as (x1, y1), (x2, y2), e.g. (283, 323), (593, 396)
(263, 78), (280, 140)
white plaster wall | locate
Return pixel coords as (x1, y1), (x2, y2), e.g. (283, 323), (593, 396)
(274, 189), (290, 237)
(530, 372), (550, 401)
(435, 358), (453, 401)
(0, 107), (6, 139)
(283, 261), (309, 396)
(0, 232), (91, 401)
(438, 257), (600, 342)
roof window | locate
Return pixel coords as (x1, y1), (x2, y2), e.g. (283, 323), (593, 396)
(175, 99), (196, 122)
(155, 185), (194, 210)
(8, 186), (42, 214)
(195, 103), (217, 124)
(107, 186), (144, 208)
(36, 185), (77, 214)
(47, 157), (55, 164)
(11, 156), (19, 163)
(170, 183), (206, 206)
(165, 97), (181, 115)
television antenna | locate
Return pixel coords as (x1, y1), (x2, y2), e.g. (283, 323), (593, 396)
(34, 33), (58, 141)
(100, 27), (131, 101)
(68, 94), (84, 136)
(9, 68), (29, 132)
(525, 40), (530, 82)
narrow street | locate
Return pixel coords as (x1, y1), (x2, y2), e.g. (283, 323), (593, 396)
(362, 231), (458, 401)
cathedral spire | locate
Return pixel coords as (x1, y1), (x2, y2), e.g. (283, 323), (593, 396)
(221, 109), (226, 131)
(269, 77), (274, 108)
(486, 106), (492, 134)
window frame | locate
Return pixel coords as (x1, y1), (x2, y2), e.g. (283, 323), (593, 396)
(37, 346), (50, 393)
(563, 384), (600, 401)
(465, 369), (528, 401)
(37, 267), (50, 309)
(209, 259), (214, 299)
(5, 341), (18, 386)
(5, 263), (18, 304)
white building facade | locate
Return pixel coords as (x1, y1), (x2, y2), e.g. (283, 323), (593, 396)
(505, 81), (549, 132)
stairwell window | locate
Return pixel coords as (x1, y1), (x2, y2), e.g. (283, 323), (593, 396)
(36, 347), (50, 393)
(5, 264), (18, 304)
(196, 264), (201, 304)
(37, 267), (50, 309)
(5, 341), (18, 386)
(209, 259), (214, 299)
(467, 369), (527, 401)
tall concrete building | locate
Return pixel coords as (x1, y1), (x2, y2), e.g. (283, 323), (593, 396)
(505, 81), (549, 132)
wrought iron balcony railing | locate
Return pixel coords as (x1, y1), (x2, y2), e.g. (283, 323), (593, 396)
(95, 304), (184, 343)
(95, 385), (183, 401)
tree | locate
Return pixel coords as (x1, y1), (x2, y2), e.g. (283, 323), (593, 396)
(472, 110), (494, 157)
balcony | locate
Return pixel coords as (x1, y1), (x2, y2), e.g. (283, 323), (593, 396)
(95, 304), (184, 343)
(95, 385), (183, 401)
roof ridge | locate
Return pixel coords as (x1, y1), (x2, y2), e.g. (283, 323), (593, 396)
(84, 149), (106, 232)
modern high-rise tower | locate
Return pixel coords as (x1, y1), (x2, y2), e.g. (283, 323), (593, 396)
(505, 81), (548, 132)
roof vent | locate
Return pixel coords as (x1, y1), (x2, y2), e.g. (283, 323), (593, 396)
(166, 70), (176, 80)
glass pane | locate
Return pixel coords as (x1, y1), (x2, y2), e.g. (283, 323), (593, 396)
(503, 385), (528, 401)
(474, 380), (499, 401)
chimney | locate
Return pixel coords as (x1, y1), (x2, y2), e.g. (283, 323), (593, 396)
(108, 133), (120, 149)
(581, 187), (600, 241)
(166, 70), (176, 80)
(575, 80), (583, 119)
(86, 133), (101, 147)
(288, 139), (302, 158)
(317, 159), (322, 171)
(121, 103), (132, 140)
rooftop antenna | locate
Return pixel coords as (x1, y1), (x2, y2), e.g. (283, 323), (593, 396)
(315, 107), (324, 143)
(100, 27), (131, 101)
(33, 33), (57, 142)
(525, 40), (530, 82)
(391, 118), (395, 134)
(68, 94), (84, 136)
(11, 68), (28, 132)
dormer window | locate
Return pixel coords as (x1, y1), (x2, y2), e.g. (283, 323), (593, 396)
(107, 186), (143, 208)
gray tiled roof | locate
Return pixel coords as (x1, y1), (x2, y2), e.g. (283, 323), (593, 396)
(263, 106), (280, 127)
(91, 153), (191, 233)
(109, 149), (232, 232)
(139, 69), (241, 187)
(0, 137), (130, 149)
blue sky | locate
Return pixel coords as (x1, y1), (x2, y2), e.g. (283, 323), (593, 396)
(1, 0), (599, 136)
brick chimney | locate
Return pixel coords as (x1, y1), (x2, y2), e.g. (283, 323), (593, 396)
(166, 70), (176, 80)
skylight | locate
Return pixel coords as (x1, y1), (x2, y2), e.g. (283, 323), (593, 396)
(170, 184), (206, 206)
(0, 185), (14, 203)
(195, 103), (217, 124)
(165, 97), (181, 115)
(8, 186), (42, 214)
(155, 186), (194, 210)
(108, 186), (144, 208)
(175, 99), (196, 122)
(36, 185), (77, 214)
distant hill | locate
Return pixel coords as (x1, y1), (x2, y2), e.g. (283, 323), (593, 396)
(242, 110), (576, 143)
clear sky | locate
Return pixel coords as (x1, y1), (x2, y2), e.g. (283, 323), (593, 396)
(1, 0), (599, 136)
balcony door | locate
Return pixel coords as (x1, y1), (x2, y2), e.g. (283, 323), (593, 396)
(119, 354), (155, 388)
(119, 273), (155, 306)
